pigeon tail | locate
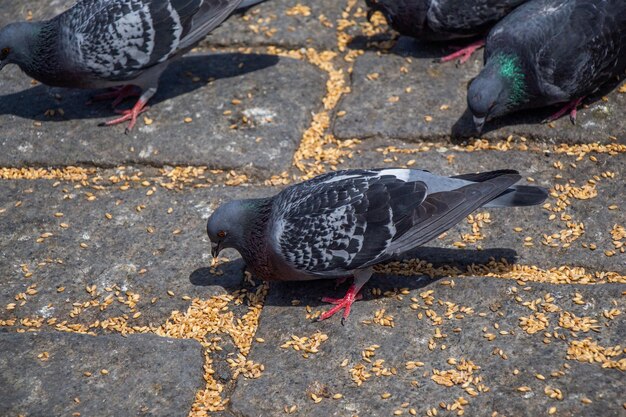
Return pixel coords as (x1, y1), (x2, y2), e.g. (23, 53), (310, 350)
(484, 185), (548, 208)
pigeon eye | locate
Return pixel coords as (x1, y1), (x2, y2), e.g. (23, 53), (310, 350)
(217, 230), (226, 238)
(0, 47), (9, 58)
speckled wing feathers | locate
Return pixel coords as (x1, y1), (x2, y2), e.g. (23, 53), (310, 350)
(58, 0), (241, 81)
(270, 170), (428, 276)
(269, 170), (521, 277)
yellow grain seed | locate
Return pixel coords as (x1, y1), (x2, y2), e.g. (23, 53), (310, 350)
(333, 393), (343, 399)
(548, 407), (556, 414)
(83, 372), (92, 377)
(381, 392), (392, 399)
(184, 117), (193, 123)
(101, 369), (109, 375)
(536, 374), (545, 380)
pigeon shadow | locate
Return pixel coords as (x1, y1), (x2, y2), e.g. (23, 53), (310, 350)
(189, 246), (518, 309)
(347, 34), (483, 61)
(451, 72), (626, 141)
(0, 52), (279, 121)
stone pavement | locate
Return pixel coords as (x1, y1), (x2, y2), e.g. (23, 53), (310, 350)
(0, 1), (625, 417)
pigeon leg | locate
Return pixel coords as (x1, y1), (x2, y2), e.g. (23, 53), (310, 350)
(318, 268), (372, 324)
(440, 39), (486, 64)
(543, 97), (584, 125)
(333, 276), (349, 289)
(100, 87), (157, 133)
(87, 85), (140, 107)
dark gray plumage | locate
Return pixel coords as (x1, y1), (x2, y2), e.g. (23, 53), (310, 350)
(0, 0), (248, 131)
(468, 0), (626, 132)
(207, 168), (548, 322)
(365, 0), (529, 63)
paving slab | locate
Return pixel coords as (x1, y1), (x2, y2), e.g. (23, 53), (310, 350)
(209, 0), (348, 50)
(230, 277), (626, 417)
(0, 179), (268, 328)
(0, 331), (204, 417)
(334, 38), (626, 143)
(0, 52), (325, 174)
(0, 0), (74, 27)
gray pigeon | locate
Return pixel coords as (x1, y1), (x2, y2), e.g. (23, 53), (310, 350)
(467, 0), (626, 132)
(207, 168), (548, 323)
(365, 0), (529, 63)
(0, 0), (252, 132)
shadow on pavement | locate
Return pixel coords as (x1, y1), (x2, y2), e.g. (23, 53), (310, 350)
(347, 34), (483, 61)
(0, 52), (279, 121)
(189, 246), (518, 309)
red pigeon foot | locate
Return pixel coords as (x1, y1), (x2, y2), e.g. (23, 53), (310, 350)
(543, 97), (584, 125)
(99, 98), (149, 133)
(318, 284), (363, 324)
(440, 39), (485, 64)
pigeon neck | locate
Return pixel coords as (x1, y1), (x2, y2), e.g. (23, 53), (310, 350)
(237, 198), (274, 272)
(10, 21), (53, 76)
(493, 53), (527, 106)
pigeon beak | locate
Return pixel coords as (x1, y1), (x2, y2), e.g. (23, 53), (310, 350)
(211, 242), (222, 259)
(473, 116), (486, 134)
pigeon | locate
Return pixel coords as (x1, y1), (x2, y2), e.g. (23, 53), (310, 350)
(207, 168), (548, 323)
(365, 0), (529, 63)
(467, 0), (626, 133)
(0, 0), (257, 132)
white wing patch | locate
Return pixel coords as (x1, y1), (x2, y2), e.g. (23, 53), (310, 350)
(376, 168), (412, 182)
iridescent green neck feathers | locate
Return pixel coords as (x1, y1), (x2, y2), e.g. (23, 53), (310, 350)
(494, 53), (527, 105)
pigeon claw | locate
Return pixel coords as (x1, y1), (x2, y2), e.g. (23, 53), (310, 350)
(440, 39), (486, 65)
(99, 98), (149, 133)
(317, 284), (363, 323)
(542, 97), (584, 125)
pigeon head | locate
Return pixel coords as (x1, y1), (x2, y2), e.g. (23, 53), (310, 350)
(467, 53), (528, 133)
(207, 199), (260, 258)
(0, 22), (36, 71)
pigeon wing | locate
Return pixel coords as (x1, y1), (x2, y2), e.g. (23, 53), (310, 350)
(59, 0), (240, 81)
(430, 0), (526, 35)
(269, 170), (428, 276)
(534, 0), (626, 98)
(386, 172), (520, 253)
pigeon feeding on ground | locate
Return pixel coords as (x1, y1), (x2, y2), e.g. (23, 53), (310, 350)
(365, 0), (528, 63)
(0, 0), (254, 132)
(207, 168), (548, 323)
(467, 0), (626, 133)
